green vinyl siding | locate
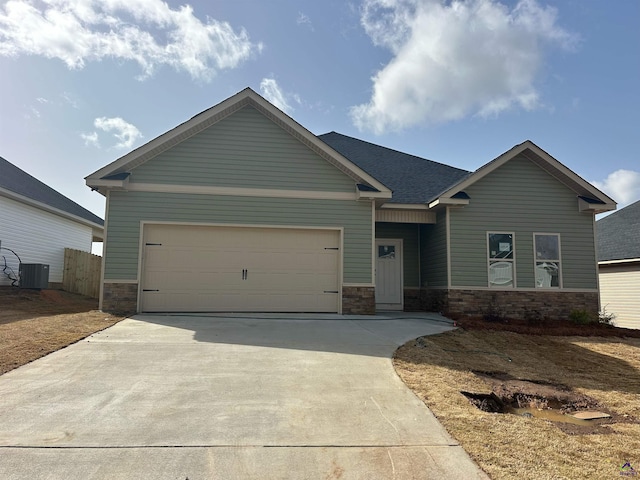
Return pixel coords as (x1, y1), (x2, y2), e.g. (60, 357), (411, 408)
(421, 209), (448, 287)
(105, 191), (372, 283)
(449, 156), (597, 289)
(375, 223), (420, 287)
(130, 106), (355, 192)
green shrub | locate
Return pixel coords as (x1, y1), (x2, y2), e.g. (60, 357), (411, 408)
(568, 309), (596, 325)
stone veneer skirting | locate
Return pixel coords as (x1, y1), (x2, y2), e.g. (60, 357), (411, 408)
(342, 286), (375, 315)
(101, 283), (595, 320)
(102, 283), (138, 314)
(102, 283), (376, 315)
(425, 288), (599, 320)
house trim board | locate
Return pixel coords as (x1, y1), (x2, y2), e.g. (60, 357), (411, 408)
(123, 182), (361, 201)
(446, 207), (452, 289)
(427, 286), (599, 293)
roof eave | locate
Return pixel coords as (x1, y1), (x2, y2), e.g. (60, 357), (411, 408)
(1, 187), (104, 232)
(428, 198), (470, 209)
(578, 197), (616, 214)
(86, 176), (130, 195)
(599, 258), (640, 266)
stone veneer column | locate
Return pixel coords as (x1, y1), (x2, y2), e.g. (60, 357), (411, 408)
(102, 283), (138, 315)
(342, 286), (375, 315)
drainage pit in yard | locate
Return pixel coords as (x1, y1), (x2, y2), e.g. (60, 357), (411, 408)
(508, 407), (610, 426)
(461, 390), (611, 428)
(460, 371), (623, 434)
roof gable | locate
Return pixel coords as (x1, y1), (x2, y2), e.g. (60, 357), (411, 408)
(0, 156), (103, 228)
(319, 132), (470, 204)
(129, 106), (357, 193)
(430, 141), (616, 213)
(597, 199), (640, 261)
(86, 88), (391, 197)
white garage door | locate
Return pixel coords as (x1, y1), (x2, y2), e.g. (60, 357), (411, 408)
(140, 224), (341, 313)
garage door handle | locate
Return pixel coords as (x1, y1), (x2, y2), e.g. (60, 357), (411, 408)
(242, 269), (248, 280)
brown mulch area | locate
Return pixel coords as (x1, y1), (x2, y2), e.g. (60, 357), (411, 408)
(0, 287), (123, 375)
(453, 315), (640, 338)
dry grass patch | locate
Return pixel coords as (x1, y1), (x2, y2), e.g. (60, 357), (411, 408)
(394, 329), (640, 479)
(0, 287), (123, 375)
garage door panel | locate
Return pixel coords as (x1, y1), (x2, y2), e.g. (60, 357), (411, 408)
(141, 225), (340, 313)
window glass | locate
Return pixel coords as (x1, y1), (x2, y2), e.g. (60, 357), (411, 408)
(488, 233), (513, 259)
(534, 234), (561, 288)
(535, 235), (559, 260)
(487, 232), (515, 287)
(378, 245), (395, 259)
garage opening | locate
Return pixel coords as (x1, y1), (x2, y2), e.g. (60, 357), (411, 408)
(140, 224), (341, 313)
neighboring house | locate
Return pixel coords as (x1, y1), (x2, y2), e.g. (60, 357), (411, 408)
(597, 200), (640, 329)
(86, 88), (615, 316)
(0, 156), (104, 288)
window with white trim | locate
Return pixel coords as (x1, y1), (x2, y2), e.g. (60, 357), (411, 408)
(487, 232), (515, 287)
(534, 234), (561, 288)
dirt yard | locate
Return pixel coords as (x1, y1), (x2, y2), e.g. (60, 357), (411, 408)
(0, 287), (123, 375)
(394, 322), (640, 479)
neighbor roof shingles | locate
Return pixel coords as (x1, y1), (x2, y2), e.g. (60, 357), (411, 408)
(597, 199), (640, 261)
(319, 132), (470, 204)
(0, 156), (104, 226)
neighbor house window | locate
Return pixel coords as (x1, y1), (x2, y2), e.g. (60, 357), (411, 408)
(487, 232), (515, 287)
(534, 234), (561, 288)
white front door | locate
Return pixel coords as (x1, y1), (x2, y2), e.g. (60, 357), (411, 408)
(375, 239), (403, 310)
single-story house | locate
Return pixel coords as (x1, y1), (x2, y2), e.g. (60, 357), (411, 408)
(86, 88), (615, 317)
(597, 199), (640, 329)
(1, 156), (104, 288)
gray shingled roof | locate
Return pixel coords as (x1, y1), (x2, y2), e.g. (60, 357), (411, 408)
(319, 132), (470, 204)
(0, 156), (104, 227)
(597, 199), (640, 261)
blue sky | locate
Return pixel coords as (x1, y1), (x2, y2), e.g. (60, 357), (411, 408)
(1, 0), (639, 223)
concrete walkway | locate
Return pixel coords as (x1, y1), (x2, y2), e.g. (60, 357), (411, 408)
(0, 313), (488, 479)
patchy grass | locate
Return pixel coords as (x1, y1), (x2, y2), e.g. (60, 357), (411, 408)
(0, 287), (123, 375)
(394, 328), (640, 479)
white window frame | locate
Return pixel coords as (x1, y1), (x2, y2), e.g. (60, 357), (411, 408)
(487, 231), (516, 288)
(533, 233), (562, 288)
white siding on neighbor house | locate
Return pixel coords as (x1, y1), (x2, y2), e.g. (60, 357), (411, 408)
(0, 196), (93, 285)
(599, 263), (640, 330)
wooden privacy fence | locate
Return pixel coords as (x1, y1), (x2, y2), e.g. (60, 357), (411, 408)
(63, 248), (101, 298)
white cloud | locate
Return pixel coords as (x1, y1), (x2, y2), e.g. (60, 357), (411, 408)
(61, 91), (80, 109)
(297, 12), (313, 30)
(592, 169), (640, 210)
(352, 0), (577, 133)
(85, 116), (142, 149)
(81, 131), (100, 147)
(0, 0), (261, 81)
(260, 78), (299, 115)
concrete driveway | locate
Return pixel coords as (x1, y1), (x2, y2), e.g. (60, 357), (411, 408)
(0, 313), (488, 479)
